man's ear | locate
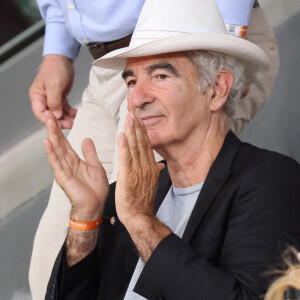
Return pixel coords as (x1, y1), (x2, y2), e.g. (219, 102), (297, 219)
(209, 70), (234, 112)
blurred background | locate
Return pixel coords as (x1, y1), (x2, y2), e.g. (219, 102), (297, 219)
(0, 0), (299, 299)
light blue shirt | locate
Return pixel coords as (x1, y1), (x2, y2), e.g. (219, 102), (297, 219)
(217, 0), (254, 26)
(37, 0), (145, 60)
(37, 0), (255, 61)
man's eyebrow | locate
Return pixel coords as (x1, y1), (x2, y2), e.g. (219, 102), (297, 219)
(147, 63), (181, 77)
(122, 70), (134, 80)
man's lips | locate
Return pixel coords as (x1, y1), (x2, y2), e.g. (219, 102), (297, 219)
(141, 115), (162, 120)
(140, 115), (163, 125)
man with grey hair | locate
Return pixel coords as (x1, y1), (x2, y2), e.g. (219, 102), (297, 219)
(30, 1), (280, 298)
(44, 0), (300, 299)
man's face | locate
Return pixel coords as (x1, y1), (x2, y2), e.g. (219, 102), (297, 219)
(123, 52), (211, 149)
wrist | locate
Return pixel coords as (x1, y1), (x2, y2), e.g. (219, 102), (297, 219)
(70, 208), (103, 223)
(43, 54), (73, 64)
(122, 212), (155, 231)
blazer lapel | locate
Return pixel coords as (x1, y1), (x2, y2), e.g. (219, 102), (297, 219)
(182, 131), (241, 243)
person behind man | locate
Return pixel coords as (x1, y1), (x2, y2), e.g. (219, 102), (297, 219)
(29, 2), (280, 298)
(43, 0), (299, 299)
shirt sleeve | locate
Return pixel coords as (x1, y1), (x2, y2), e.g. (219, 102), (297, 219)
(36, 0), (81, 60)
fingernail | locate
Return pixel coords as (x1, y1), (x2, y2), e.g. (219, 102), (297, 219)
(53, 110), (62, 119)
(129, 112), (135, 119)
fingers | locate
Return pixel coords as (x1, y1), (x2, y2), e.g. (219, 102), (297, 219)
(44, 110), (73, 158)
(31, 94), (76, 129)
(60, 101), (77, 128)
(125, 114), (140, 167)
(44, 138), (63, 174)
(68, 107), (77, 118)
(47, 87), (63, 117)
(129, 113), (156, 165)
(118, 132), (132, 171)
(29, 80), (48, 124)
(81, 138), (102, 167)
(58, 98), (77, 129)
(45, 110), (63, 139)
(121, 112), (157, 172)
(45, 75), (64, 115)
(29, 64), (63, 123)
(30, 55), (75, 127)
(59, 116), (74, 129)
(135, 117), (156, 162)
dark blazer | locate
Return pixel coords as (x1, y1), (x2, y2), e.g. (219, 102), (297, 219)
(46, 131), (300, 300)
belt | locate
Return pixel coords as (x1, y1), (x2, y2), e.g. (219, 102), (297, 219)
(253, 0), (259, 8)
(87, 34), (132, 60)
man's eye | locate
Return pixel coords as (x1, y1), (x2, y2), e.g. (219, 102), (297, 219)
(156, 74), (168, 80)
(127, 79), (136, 87)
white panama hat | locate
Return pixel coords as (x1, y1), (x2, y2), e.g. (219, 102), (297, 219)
(93, 0), (270, 84)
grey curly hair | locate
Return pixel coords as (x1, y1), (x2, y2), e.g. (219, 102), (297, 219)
(187, 50), (247, 124)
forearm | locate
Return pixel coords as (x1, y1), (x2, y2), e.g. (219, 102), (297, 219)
(124, 215), (171, 262)
(66, 228), (98, 266)
(65, 210), (102, 266)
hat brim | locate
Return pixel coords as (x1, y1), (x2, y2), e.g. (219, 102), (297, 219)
(93, 33), (270, 84)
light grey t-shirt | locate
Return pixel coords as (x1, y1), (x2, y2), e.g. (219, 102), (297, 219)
(124, 181), (204, 299)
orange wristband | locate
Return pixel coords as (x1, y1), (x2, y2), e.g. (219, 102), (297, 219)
(69, 217), (116, 231)
(69, 218), (103, 230)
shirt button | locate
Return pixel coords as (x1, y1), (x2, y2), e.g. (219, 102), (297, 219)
(156, 294), (164, 300)
(82, 38), (90, 44)
(67, 3), (74, 9)
(269, 40), (275, 50)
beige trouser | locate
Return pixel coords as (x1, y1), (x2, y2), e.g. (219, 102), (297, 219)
(29, 6), (279, 300)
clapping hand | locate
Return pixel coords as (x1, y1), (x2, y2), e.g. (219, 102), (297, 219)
(115, 112), (165, 225)
(44, 111), (109, 220)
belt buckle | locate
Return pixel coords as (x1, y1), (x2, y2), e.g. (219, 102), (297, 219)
(87, 42), (105, 49)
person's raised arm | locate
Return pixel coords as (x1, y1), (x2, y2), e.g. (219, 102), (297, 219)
(116, 112), (169, 262)
(44, 110), (109, 265)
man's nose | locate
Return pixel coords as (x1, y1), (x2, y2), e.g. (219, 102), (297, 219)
(127, 79), (154, 111)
